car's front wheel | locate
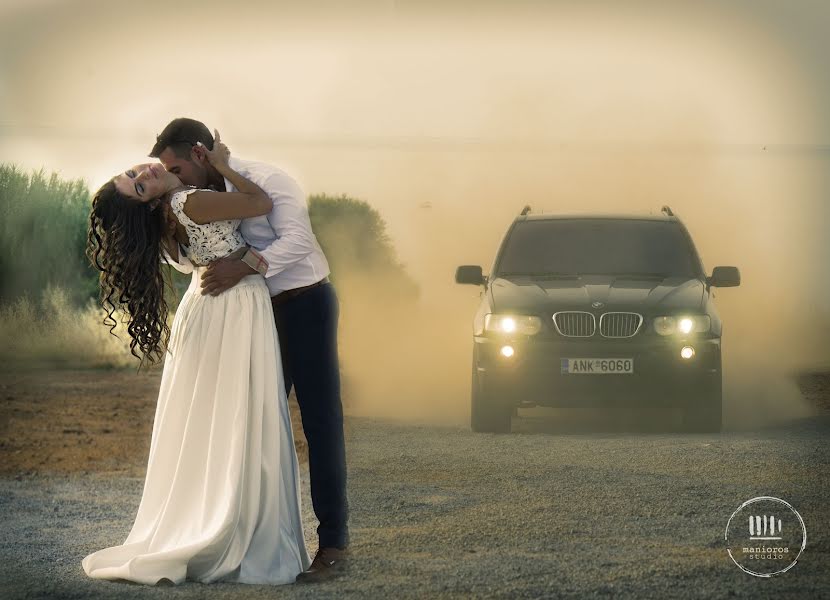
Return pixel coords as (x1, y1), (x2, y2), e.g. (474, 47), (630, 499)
(470, 365), (512, 433)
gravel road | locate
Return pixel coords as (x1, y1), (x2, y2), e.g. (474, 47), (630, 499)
(2, 403), (829, 599)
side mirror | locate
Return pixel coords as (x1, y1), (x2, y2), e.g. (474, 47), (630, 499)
(709, 266), (741, 287)
(455, 265), (486, 286)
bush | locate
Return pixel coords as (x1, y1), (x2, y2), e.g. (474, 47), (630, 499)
(0, 287), (136, 369)
(0, 164), (98, 304)
(309, 193), (418, 301)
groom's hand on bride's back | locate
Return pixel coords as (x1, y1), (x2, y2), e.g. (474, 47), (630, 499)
(201, 248), (256, 296)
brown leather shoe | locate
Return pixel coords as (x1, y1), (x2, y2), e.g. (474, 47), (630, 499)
(295, 547), (349, 583)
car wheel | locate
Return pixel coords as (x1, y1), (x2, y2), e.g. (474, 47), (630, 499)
(470, 364), (512, 433)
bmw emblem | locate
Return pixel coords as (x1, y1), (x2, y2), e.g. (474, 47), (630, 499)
(591, 301), (604, 309)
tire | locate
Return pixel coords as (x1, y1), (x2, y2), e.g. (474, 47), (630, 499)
(470, 365), (512, 433)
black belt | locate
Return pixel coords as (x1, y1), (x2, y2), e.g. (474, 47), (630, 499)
(271, 277), (330, 307)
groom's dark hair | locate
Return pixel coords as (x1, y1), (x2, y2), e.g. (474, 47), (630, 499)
(149, 118), (214, 159)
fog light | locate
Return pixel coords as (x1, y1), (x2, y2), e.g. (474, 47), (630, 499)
(500, 345), (515, 358)
(680, 346), (695, 359)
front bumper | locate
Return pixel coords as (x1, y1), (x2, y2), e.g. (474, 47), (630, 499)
(473, 334), (721, 408)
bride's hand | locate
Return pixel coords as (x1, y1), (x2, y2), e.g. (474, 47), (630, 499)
(198, 129), (230, 168)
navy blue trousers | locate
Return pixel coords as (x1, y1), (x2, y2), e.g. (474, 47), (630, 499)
(271, 282), (349, 549)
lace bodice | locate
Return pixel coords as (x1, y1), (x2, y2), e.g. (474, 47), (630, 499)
(170, 188), (245, 265)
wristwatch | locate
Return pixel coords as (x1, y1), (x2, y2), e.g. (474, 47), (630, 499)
(241, 247), (268, 276)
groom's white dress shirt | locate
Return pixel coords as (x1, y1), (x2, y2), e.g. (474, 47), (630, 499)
(165, 157), (330, 296)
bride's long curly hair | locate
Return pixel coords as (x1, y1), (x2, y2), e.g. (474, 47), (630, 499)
(87, 179), (170, 365)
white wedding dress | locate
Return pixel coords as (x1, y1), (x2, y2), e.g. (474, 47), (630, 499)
(82, 188), (311, 585)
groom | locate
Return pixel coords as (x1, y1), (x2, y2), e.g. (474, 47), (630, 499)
(150, 118), (348, 582)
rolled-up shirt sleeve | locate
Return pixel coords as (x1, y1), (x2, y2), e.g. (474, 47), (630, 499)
(257, 175), (317, 279)
(161, 245), (194, 274)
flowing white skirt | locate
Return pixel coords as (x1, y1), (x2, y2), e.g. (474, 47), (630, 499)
(82, 269), (311, 585)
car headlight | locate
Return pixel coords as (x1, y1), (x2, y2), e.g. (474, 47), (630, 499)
(484, 314), (542, 335)
(652, 315), (711, 336)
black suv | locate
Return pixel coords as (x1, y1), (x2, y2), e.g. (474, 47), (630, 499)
(455, 207), (740, 433)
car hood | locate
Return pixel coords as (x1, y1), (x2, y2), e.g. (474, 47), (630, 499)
(489, 275), (705, 314)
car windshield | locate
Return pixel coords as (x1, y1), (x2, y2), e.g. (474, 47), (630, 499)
(496, 219), (699, 278)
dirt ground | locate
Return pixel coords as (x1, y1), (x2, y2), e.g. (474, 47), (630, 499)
(1, 368), (828, 599)
(0, 369), (827, 478)
(0, 368), (309, 477)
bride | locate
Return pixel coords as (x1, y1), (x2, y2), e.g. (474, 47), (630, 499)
(82, 134), (311, 585)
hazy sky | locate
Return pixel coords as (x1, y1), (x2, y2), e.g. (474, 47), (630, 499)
(1, 0), (827, 172)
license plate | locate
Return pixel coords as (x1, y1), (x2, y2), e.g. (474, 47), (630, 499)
(561, 358), (634, 374)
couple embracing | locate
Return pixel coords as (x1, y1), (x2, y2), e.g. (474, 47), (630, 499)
(82, 118), (348, 585)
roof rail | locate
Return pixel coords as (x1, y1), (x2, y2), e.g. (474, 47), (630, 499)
(661, 205), (674, 217)
(520, 205), (532, 216)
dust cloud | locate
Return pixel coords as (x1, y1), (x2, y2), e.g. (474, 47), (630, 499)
(337, 146), (828, 429)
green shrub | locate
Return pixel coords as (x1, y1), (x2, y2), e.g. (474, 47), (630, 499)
(0, 164), (98, 303)
(309, 193), (418, 301)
